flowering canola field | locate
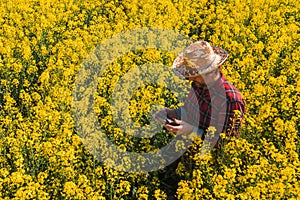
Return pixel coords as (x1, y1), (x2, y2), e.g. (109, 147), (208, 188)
(0, 0), (299, 199)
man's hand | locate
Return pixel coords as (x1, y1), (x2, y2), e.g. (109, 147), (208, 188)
(164, 118), (194, 135)
(153, 108), (178, 124)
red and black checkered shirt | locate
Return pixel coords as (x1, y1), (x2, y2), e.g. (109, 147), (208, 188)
(176, 73), (245, 138)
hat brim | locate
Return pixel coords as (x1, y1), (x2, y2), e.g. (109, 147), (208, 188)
(212, 46), (228, 67)
(172, 46), (228, 78)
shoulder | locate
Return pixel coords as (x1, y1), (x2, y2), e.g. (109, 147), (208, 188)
(219, 79), (246, 116)
(222, 79), (243, 101)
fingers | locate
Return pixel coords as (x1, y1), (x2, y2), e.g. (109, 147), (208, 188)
(173, 118), (183, 124)
(153, 108), (190, 135)
(165, 120), (194, 135)
(165, 124), (182, 134)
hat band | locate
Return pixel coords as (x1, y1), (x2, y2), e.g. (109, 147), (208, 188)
(173, 54), (220, 78)
(187, 54), (217, 72)
(198, 58), (217, 74)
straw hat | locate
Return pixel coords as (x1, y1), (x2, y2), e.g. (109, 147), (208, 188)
(172, 41), (228, 78)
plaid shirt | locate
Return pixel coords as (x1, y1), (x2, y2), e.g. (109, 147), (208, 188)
(175, 73), (245, 138)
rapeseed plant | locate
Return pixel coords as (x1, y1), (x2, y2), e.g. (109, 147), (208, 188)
(0, 0), (299, 199)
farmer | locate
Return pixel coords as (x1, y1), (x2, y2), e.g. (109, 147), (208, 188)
(154, 41), (246, 199)
(154, 41), (245, 142)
